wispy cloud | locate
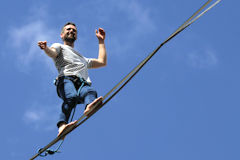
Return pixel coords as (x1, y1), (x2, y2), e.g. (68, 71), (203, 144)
(7, 0), (59, 72)
(9, 20), (58, 72)
(74, 0), (157, 58)
(187, 49), (218, 69)
(23, 103), (60, 131)
(121, 0), (156, 31)
(111, 0), (157, 55)
(108, 0), (157, 57)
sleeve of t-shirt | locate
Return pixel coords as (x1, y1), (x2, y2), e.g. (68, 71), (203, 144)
(50, 43), (62, 54)
(84, 57), (93, 69)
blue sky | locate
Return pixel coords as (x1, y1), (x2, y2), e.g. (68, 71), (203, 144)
(1, 0), (239, 160)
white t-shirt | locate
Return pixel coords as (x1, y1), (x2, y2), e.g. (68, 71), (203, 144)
(51, 43), (93, 84)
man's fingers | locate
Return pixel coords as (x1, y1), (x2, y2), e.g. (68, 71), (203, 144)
(96, 28), (105, 40)
(99, 28), (105, 34)
(38, 41), (47, 45)
(99, 28), (104, 31)
(96, 28), (105, 34)
(38, 41), (47, 49)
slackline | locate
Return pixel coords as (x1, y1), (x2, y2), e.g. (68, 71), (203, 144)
(30, 0), (221, 159)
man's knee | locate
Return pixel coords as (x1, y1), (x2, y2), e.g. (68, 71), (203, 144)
(62, 98), (77, 110)
(81, 86), (97, 97)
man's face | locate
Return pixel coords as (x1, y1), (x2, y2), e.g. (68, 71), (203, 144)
(61, 24), (77, 43)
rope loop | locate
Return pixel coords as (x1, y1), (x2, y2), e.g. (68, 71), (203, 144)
(38, 140), (63, 157)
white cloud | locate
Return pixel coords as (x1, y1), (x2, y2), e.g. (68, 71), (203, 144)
(111, 0), (157, 54)
(8, 20), (58, 73)
(75, 0), (157, 58)
(23, 103), (59, 131)
(25, 111), (41, 121)
(187, 49), (218, 69)
(121, 0), (156, 31)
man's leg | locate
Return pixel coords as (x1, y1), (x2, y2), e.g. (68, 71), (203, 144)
(79, 85), (103, 116)
(57, 99), (78, 137)
(57, 78), (78, 137)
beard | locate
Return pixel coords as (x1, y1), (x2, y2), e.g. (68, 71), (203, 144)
(63, 33), (76, 43)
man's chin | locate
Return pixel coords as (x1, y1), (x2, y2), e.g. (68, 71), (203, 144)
(64, 38), (76, 43)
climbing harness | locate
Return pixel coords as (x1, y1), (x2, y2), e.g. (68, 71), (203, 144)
(30, 1), (221, 159)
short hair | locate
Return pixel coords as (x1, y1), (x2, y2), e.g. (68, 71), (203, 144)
(61, 22), (76, 33)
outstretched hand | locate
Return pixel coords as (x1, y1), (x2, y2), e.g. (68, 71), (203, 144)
(96, 28), (105, 41)
(38, 41), (47, 50)
(37, 41), (58, 58)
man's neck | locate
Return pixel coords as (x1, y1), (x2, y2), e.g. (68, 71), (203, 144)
(63, 41), (74, 48)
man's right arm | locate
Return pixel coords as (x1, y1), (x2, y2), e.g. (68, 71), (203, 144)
(38, 41), (58, 59)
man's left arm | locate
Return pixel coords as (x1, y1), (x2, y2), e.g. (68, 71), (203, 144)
(91, 28), (107, 68)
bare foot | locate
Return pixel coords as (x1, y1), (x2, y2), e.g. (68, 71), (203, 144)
(57, 120), (77, 139)
(84, 96), (103, 116)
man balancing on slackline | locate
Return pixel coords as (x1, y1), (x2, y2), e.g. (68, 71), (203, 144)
(38, 22), (107, 137)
